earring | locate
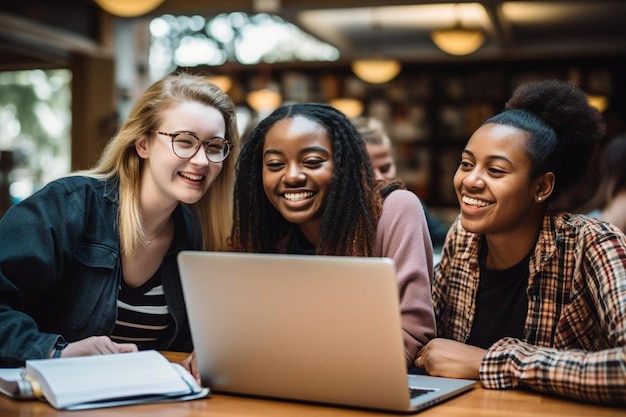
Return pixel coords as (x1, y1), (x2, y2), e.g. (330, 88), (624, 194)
(537, 197), (543, 202)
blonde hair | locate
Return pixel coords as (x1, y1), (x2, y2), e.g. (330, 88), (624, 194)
(351, 116), (391, 146)
(79, 72), (240, 256)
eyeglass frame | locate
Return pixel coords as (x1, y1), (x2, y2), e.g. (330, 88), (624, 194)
(155, 131), (233, 163)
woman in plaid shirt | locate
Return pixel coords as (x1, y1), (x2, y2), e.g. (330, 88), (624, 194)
(416, 79), (626, 405)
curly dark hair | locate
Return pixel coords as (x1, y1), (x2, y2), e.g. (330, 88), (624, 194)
(231, 103), (384, 256)
(483, 79), (605, 201)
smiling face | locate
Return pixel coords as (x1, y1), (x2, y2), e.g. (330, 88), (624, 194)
(454, 123), (550, 238)
(136, 100), (226, 208)
(262, 116), (335, 244)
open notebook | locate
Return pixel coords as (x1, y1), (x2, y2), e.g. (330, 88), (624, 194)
(0, 350), (208, 410)
(178, 251), (475, 413)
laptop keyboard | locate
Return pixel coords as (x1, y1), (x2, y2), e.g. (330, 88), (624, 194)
(409, 387), (435, 398)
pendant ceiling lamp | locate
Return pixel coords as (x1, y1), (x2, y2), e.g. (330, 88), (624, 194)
(351, 59), (402, 84)
(206, 75), (233, 93)
(329, 98), (364, 118)
(246, 88), (282, 114)
(588, 95), (609, 113)
(431, 26), (485, 56)
(430, 4), (485, 56)
(351, 7), (402, 84)
(246, 67), (282, 115)
(94, 0), (166, 17)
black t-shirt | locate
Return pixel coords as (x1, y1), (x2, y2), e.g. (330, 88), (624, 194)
(287, 228), (316, 255)
(466, 244), (530, 349)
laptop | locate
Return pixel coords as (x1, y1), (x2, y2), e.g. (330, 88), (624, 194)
(177, 251), (475, 413)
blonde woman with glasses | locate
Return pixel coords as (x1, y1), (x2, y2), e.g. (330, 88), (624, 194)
(0, 72), (239, 369)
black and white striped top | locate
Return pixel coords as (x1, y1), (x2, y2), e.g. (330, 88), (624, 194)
(110, 273), (173, 350)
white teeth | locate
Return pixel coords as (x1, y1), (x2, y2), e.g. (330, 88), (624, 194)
(180, 172), (203, 181)
(462, 196), (491, 207)
(284, 192), (313, 201)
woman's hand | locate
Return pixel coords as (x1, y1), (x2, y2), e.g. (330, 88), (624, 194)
(181, 351), (200, 384)
(416, 338), (485, 380)
(53, 336), (138, 358)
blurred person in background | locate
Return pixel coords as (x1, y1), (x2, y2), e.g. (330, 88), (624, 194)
(583, 133), (626, 234)
(351, 116), (449, 249)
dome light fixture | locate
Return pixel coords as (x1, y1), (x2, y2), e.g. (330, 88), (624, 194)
(94, 0), (165, 17)
(431, 26), (485, 56)
(351, 7), (402, 84)
(206, 75), (233, 93)
(329, 98), (364, 118)
(351, 59), (402, 84)
(587, 95), (609, 113)
(431, 3), (486, 56)
(246, 88), (282, 114)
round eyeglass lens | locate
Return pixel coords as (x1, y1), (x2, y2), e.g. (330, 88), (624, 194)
(204, 138), (230, 162)
(172, 134), (229, 162)
(171, 134), (198, 158)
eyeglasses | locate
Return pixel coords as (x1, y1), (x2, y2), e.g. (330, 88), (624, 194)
(156, 131), (232, 163)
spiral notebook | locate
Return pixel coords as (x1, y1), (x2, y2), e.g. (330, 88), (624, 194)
(178, 251), (475, 413)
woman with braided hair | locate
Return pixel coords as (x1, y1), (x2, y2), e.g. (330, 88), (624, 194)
(416, 79), (626, 405)
(231, 103), (435, 366)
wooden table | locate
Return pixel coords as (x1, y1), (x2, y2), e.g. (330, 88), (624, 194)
(0, 351), (622, 417)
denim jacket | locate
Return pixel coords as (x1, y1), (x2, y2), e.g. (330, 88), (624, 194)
(0, 176), (201, 366)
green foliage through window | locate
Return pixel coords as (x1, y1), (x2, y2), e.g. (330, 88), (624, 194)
(0, 69), (71, 203)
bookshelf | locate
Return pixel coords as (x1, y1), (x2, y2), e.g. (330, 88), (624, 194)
(198, 57), (624, 208)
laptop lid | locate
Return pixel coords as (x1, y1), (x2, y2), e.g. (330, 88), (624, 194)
(178, 251), (474, 413)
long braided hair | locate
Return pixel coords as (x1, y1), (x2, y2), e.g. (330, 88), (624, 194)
(231, 103), (382, 256)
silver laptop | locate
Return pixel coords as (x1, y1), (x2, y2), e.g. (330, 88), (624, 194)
(177, 251), (475, 413)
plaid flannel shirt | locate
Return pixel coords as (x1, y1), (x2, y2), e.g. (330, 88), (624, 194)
(433, 211), (626, 405)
